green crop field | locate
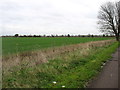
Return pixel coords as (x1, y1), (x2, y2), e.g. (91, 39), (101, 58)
(2, 37), (114, 55)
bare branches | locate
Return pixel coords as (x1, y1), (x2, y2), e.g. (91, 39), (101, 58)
(98, 1), (120, 41)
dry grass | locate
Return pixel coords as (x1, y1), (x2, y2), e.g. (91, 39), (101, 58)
(2, 39), (115, 71)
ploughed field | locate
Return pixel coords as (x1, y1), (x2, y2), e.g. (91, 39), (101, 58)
(2, 37), (113, 55)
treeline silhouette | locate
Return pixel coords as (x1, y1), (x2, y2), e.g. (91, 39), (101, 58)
(2, 34), (115, 37)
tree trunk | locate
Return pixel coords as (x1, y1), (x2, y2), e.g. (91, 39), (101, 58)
(115, 34), (119, 41)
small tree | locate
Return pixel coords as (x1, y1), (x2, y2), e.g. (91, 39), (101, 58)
(98, 1), (120, 41)
(67, 34), (70, 37)
(15, 34), (19, 37)
(103, 34), (105, 37)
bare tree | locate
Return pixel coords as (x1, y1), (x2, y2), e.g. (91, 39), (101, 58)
(98, 1), (120, 41)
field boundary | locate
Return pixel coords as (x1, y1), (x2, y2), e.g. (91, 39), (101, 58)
(3, 39), (115, 71)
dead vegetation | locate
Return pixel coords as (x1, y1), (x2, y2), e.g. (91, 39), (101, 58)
(2, 39), (115, 71)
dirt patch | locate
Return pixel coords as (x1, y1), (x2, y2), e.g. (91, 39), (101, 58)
(2, 39), (115, 71)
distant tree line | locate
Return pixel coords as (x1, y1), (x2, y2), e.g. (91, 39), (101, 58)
(1, 34), (115, 37)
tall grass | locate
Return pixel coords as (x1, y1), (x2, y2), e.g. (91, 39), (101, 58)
(2, 41), (118, 88)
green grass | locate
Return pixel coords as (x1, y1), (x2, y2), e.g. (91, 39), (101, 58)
(3, 41), (119, 88)
(2, 37), (114, 55)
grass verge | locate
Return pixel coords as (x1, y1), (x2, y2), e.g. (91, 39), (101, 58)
(2, 41), (119, 88)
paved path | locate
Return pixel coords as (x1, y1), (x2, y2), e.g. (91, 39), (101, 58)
(87, 47), (119, 88)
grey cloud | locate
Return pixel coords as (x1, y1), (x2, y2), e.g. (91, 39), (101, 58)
(1, 0), (110, 35)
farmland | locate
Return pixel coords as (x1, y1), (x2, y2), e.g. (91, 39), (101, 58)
(2, 37), (119, 88)
(2, 37), (114, 55)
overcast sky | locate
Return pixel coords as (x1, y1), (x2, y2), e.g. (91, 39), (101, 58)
(0, 0), (118, 36)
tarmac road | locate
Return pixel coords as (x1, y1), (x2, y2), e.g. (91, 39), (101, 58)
(87, 47), (119, 88)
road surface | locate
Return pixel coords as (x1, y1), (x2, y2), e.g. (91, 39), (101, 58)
(87, 47), (119, 88)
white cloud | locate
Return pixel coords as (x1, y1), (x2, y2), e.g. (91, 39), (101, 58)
(0, 0), (118, 35)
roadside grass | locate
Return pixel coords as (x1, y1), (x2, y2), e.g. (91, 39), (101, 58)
(2, 41), (119, 88)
